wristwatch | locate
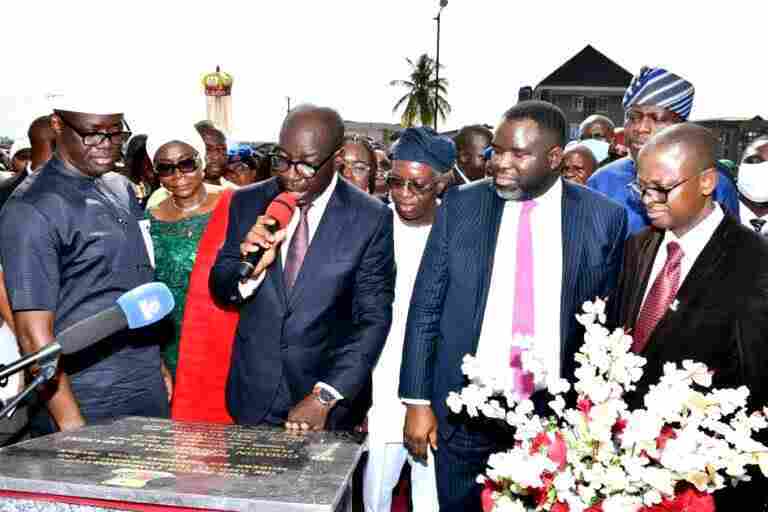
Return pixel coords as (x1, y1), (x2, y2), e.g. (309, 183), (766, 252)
(313, 387), (338, 407)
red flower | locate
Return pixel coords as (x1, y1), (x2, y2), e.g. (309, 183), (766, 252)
(551, 502), (570, 512)
(577, 398), (593, 418)
(584, 501), (603, 512)
(612, 417), (628, 436)
(640, 485), (714, 512)
(656, 425), (677, 451)
(480, 479), (497, 512)
(530, 432), (568, 470)
(531, 472), (555, 507)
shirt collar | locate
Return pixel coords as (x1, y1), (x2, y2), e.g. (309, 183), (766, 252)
(739, 200), (768, 222)
(661, 203), (724, 260)
(502, 176), (563, 209)
(309, 171), (338, 212)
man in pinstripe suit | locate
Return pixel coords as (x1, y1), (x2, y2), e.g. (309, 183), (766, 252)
(399, 101), (628, 511)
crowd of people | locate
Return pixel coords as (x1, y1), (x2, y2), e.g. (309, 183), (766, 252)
(0, 63), (767, 512)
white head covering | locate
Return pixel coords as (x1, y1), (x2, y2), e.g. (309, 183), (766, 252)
(49, 89), (124, 116)
(145, 125), (206, 163)
(8, 136), (31, 159)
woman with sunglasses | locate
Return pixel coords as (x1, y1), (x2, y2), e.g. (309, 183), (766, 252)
(145, 130), (227, 386)
(335, 133), (378, 194)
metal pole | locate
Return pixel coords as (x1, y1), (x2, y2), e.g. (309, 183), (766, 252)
(286, 96), (291, 114)
(434, 11), (441, 131)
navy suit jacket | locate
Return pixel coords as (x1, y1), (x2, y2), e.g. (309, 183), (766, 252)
(210, 177), (395, 427)
(398, 178), (628, 437)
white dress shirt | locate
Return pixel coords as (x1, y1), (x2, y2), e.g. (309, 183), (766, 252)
(475, 179), (564, 384)
(739, 200), (768, 235)
(641, 204), (724, 309)
(238, 173), (342, 399)
(370, 209), (433, 442)
(403, 180), (564, 405)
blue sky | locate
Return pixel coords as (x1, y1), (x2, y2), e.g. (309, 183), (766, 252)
(2, 0), (766, 141)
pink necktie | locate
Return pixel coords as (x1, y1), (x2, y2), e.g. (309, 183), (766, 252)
(632, 241), (683, 353)
(510, 200), (537, 400)
(284, 204), (311, 290)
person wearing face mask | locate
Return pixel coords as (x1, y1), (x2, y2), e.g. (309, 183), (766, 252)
(587, 66), (740, 235)
(736, 137), (768, 235)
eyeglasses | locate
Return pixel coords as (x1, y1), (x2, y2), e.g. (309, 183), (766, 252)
(337, 160), (372, 178)
(629, 169), (712, 203)
(58, 115), (132, 147)
(154, 158), (199, 178)
(270, 149), (338, 179)
(386, 175), (435, 194)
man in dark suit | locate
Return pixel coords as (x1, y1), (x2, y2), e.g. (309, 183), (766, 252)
(399, 101), (628, 511)
(612, 123), (768, 510)
(210, 104), (395, 431)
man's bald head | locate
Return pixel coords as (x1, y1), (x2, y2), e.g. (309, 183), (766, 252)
(27, 115), (56, 170)
(636, 123), (719, 237)
(280, 104), (344, 155)
(579, 114), (615, 142)
(562, 144), (598, 185)
(639, 123), (716, 179)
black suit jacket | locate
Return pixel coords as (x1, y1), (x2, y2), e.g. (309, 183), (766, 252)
(399, 179), (628, 438)
(613, 212), (768, 509)
(210, 177), (395, 428)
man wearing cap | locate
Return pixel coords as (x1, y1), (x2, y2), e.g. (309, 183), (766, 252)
(587, 66), (740, 235)
(364, 127), (452, 512)
(399, 101), (628, 510)
(0, 96), (169, 436)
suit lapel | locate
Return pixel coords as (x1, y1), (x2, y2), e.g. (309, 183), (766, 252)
(472, 183), (505, 348)
(261, 179), (289, 311)
(627, 231), (663, 329)
(642, 212), (732, 353)
(287, 180), (347, 311)
(560, 181), (584, 363)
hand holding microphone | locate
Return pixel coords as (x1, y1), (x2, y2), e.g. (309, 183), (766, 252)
(238, 192), (297, 281)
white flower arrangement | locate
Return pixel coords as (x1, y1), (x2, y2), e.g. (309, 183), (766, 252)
(447, 298), (768, 512)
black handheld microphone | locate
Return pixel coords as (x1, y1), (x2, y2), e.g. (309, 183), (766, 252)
(237, 192), (298, 281)
(0, 282), (175, 383)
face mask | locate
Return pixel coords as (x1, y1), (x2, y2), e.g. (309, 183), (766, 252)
(579, 139), (611, 164)
(738, 161), (768, 203)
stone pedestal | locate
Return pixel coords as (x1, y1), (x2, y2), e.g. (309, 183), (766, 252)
(0, 416), (365, 511)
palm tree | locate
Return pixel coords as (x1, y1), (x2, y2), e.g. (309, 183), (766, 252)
(390, 54), (451, 128)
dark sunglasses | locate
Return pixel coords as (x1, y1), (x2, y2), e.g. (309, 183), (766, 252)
(154, 158), (199, 177)
(386, 175), (435, 194)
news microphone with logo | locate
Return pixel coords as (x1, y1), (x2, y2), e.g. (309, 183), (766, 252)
(0, 282), (175, 383)
(237, 192), (298, 282)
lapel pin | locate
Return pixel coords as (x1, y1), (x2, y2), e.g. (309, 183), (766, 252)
(670, 299), (679, 312)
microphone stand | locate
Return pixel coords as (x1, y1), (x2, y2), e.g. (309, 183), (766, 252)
(0, 343), (61, 419)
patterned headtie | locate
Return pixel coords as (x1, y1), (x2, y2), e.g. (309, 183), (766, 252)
(509, 200), (537, 400)
(750, 218), (767, 234)
(284, 204), (312, 290)
(623, 66), (695, 121)
(632, 241), (684, 353)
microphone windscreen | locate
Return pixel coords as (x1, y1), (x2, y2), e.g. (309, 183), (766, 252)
(265, 192), (298, 229)
(116, 282), (175, 329)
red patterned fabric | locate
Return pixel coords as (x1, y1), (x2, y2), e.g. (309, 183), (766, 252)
(171, 190), (237, 424)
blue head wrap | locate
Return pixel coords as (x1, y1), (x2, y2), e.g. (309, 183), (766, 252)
(227, 142), (255, 162)
(623, 66), (695, 121)
(391, 127), (456, 173)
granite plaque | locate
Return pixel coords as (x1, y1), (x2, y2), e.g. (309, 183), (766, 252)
(0, 416), (366, 511)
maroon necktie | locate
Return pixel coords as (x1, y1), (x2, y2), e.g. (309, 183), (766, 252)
(284, 204), (311, 290)
(631, 241), (684, 353)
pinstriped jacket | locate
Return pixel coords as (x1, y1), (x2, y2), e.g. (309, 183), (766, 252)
(399, 178), (628, 437)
